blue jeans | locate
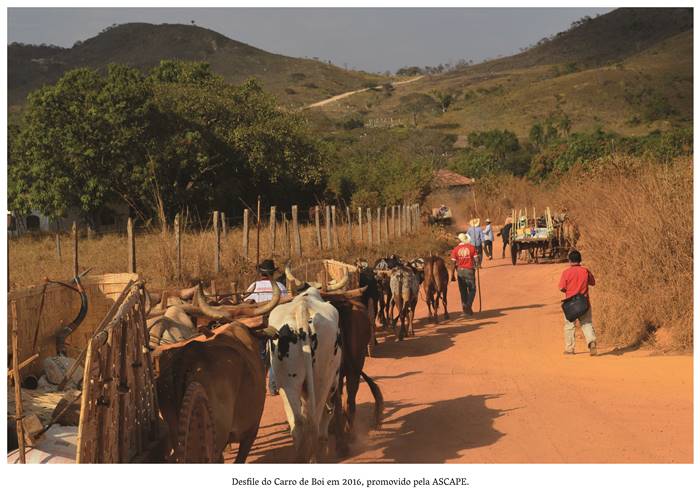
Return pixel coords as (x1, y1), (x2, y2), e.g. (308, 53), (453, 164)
(456, 268), (476, 311)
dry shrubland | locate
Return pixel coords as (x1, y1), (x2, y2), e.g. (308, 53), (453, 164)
(444, 156), (692, 350)
(8, 220), (453, 292)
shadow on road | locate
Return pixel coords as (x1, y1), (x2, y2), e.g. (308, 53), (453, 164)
(351, 395), (508, 463)
(475, 304), (545, 320)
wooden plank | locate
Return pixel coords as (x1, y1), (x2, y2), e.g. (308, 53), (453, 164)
(221, 212), (227, 238)
(242, 208), (250, 259)
(55, 233), (61, 261)
(269, 205), (277, 257)
(384, 206), (389, 240)
(367, 208), (373, 245)
(72, 221), (79, 277)
(174, 214), (181, 283)
(376, 207), (382, 245)
(10, 300), (26, 463)
(315, 206), (322, 249)
(292, 206), (302, 257)
(346, 206), (352, 246)
(213, 211), (221, 273)
(331, 205), (339, 249)
(325, 205), (332, 249)
(127, 217), (136, 273)
(358, 207), (363, 243)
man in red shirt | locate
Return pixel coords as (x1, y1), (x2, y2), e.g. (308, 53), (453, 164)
(559, 250), (597, 356)
(450, 233), (479, 315)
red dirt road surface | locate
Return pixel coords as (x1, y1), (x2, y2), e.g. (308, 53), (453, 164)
(237, 254), (693, 463)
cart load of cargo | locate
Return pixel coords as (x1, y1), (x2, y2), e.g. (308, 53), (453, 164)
(509, 207), (577, 265)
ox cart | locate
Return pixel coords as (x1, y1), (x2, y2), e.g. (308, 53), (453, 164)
(428, 206), (453, 226)
(509, 207), (572, 265)
(7, 272), (276, 463)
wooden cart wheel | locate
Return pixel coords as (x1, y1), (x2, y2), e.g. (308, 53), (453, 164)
(175, 381), (218, 463)
(510, 242), (519, 266)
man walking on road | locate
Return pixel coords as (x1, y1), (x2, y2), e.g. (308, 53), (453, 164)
(451, 233), (479, 316)
(498, 218), (513, 258)
(483, 219), (494, 260)
(559, 250), (597, 356)
(467, 219), (484, 267)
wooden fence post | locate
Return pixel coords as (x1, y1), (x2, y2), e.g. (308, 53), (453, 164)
(126, 217), (136, 273)
(256, 196), (261, 267)
(242, 208), (250, 259)
(72, 221), (79, 277)
(346, 206), (352, 245)
(376, 207), (382, 245)
(213, 211), (221, 273)
(283, 213), (291, 257)
(221, 212), (227, 238)
(292, 205), (302, 257)
(391, 205), (396, 238)
(367, 208), (373, 245)
(358, 207), (363, 243)
(382, 206), (389, 238)
(325, 205), (332, 249)
(331, 205), (339, 249)
(269, 205), (277, 257)
(174, 213), (182, 283)
(55, 233), (62, 261)
(315, 206), (322, 249)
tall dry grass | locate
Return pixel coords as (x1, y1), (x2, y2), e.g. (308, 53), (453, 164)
(8, 220), (454, 292)
(436, 156), (693, 350)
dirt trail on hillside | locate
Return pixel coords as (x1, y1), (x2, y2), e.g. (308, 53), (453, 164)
(234, 241), (692, 463)
(305, 75), (423, 109)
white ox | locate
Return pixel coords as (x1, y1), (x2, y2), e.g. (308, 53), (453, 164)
(268, 286), (343, 462)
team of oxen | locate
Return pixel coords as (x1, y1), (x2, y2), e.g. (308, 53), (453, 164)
(144, 253), (451, 463)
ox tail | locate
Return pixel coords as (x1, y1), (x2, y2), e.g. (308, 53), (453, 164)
(360, 371), (384, 429)
(296, 302), (317, 461)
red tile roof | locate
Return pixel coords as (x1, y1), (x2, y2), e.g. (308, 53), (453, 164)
(432, 169), (475, 189)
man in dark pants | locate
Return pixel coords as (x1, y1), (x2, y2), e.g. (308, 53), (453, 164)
(498, 219), (513, 258)
(450, 233), (479, 315)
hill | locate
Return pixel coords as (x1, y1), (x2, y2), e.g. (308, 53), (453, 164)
(313, 8), (693, 141)
(8, 22), (381, 110)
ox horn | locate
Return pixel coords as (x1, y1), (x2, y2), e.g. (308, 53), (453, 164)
(285, 263), (303, 289)
(194, 280), (282, 319)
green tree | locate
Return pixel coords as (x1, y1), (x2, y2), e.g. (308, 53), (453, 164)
(9, 65), (155, 224)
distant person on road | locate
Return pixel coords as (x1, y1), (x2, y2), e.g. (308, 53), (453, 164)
(467, 219), (484, 266)
(450, 233), (479, 316)
(559, 250), (597, 356)
(483, 219), (494, 260)
(498, 218), (513, 258)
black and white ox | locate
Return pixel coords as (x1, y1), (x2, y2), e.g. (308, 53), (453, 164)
(268, 281), (347, 462)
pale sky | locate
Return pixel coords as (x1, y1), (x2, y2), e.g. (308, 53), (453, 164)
(8, 8), (613, 73)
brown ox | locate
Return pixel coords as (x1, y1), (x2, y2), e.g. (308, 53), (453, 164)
(423, 255), (449, 321)
(327, 296), (384, 448)
(153, 283), (281, 463)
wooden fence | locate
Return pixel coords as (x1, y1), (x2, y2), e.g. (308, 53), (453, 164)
(59, 203), (422, 281)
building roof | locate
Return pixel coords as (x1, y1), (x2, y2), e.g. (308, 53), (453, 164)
(431, 169), (475, 189)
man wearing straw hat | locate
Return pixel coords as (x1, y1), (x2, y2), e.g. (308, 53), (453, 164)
(483, 219), (494, 260)
(467, 219), (484, 267)
(450, 233), (479, 316)
(245, 259), (288, 303)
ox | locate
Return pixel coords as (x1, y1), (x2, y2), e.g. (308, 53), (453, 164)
(389, 265), (419, 340)
(154, 283), (281, 463)
(423, 255), (449, 321)
(373, 255), (402, 327)
(267, 284), (344, 462)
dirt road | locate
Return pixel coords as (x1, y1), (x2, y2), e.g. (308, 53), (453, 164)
(305, 75), (423, 109)
(239, 247), (693, 463)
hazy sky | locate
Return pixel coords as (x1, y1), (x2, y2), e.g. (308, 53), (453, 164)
(8, 8), (613, 73)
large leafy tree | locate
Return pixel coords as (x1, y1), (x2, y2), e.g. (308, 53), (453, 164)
(9, 60), (325, 226)
(9, 65), (155, 224)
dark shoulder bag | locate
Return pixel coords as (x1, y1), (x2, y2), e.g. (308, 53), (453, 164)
(562, 293), (589, 322)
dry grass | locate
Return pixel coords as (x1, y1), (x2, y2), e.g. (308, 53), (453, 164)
(9, 220), (453, 293)
(440, 156), (692, 350)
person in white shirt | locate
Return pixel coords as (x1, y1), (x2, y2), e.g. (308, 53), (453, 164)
(483, 219), (494, 260)
(245, 259), (288, 396)
(245, 259), (288, 303)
